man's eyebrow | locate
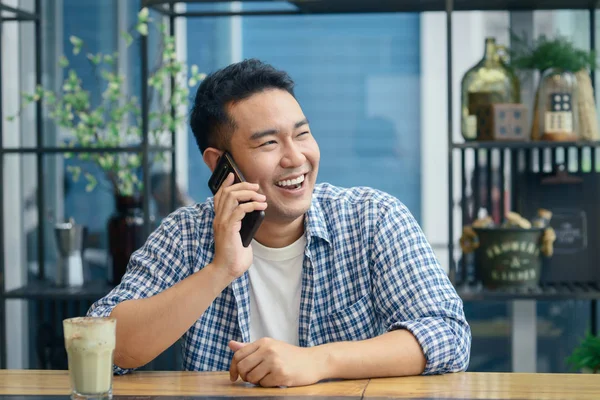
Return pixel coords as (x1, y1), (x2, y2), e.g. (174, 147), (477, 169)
(295, 118), (309, 129)
(249, 128), (278, 142)
(249, 118), (310, 141)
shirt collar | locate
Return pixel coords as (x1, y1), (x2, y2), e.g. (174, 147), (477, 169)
(207, 194), (332, 247)
(304, 194), (332, 247)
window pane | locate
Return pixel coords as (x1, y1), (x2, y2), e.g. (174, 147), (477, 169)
(187, 12), (422, 221)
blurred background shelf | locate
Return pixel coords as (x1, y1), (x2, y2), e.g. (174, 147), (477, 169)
(3, 281), (114, 301)
(458, 282), (600, 301)
(147, 0), (600, 16)
(290, 0), (600, 13)
(6, 279), (600, 303)
(452, 140), (600, 149)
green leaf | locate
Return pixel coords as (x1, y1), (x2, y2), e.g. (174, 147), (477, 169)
(165, 36), (175, 47)
(68, 70), (79, 86)
(138, 7), (149, 23)
(159, 22), (168, 34)
(69, 35), (82, 47)
(66, 165), (81, 182)
(84, 173), (97, 192)
(87, 53), (102, 65)
(78, 112), (90, 124)
(121, 32), (134, 47)
(188, 78), (197, 87)
(510, 32), (597, 73)
(169, 118), (179, 132)
(128, 126), (141, 137)
(137, 23), (148, 37)
(59, 55), (69, 68)
(6, 116), (15, 122)
(191, 65), (199, 75)
(98, 155), (115, 170)
(103, 54), (114, 65)
(153, 152), (167, 164)
(44, 91), (57, 105)
(101, 69), (114, 82)
(128, 154), (141, 168)
(69, 36), (83, 55)
(170, 63), (183, 75)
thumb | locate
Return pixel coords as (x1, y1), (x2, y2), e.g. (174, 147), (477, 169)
(228, 340), (247, 352)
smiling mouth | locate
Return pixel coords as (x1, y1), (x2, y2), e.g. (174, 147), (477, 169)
(275, 174), (306, 190)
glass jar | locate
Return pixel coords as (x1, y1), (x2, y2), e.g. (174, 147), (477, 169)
(460, 37), (521, 141)
(534, 68), (579, 141)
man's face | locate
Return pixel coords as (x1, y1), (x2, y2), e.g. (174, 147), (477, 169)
(226, 88), (320, 223)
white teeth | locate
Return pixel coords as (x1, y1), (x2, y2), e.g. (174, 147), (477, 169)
(276, 174), (305, 187)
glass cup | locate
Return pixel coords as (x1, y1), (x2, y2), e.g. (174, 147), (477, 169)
(63, 317), (117, 400)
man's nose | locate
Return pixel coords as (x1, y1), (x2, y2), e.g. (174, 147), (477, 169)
(280, 143), (306, 168)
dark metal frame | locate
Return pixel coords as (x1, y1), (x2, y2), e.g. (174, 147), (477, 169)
(140, 2), (178, 239)
(1, 0), (599, 369)
(451, 8), (599, 338)
(144, 0), (600, 15)
(0, 0), (43, 371)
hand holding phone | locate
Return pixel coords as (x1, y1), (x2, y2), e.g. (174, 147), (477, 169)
(208, 152), (266, 248)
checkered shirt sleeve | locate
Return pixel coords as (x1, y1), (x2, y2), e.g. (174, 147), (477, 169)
(87, 210), (191, 375)
(372, 199), (471, 374)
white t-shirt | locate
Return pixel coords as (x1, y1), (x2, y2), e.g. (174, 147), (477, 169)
(248, 234), (306, 345)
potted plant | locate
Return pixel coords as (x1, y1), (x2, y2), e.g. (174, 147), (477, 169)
(9, 7), (205, 284)
(566, 331), (600, 373)
(509, 33), (598, 141)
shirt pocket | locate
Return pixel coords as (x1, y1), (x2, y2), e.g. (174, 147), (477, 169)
(320, 294), (378, 343)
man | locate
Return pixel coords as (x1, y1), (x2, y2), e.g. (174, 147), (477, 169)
(88, 59), (471, 387)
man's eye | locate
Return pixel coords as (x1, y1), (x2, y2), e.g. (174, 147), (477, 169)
(260, 140), (276, 147)
(297, 131), (310, 137)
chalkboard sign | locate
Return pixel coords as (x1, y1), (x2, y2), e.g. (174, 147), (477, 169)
(516, 170), (600, 284)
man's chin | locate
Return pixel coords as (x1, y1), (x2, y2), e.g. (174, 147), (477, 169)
(264, 202), (311, 223)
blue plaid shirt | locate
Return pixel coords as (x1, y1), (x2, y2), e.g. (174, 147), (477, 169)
(88, 183), (471, 375)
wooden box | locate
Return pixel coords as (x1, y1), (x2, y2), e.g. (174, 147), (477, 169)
(475, 103), (529, 141)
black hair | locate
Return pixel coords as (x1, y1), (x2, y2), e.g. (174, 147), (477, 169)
(189, 58), (296, 155)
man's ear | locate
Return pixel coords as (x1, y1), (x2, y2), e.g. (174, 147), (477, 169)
(203, 147), (223, 172)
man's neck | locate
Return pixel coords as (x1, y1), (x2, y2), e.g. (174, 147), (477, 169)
(253, 216), (305, 248)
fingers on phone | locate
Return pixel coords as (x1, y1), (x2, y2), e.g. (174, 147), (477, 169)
(230, 190), (266, 203)
(224, 182), (260, 193)
(230, 202), (267, 222)
(214, 173), (234, 207)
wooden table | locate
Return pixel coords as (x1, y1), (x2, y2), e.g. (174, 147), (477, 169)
(0, 370), (598, 399)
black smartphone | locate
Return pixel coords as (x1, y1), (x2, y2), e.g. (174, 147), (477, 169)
(208, 152), (265, 247)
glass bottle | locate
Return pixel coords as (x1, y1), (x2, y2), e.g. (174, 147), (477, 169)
(107, 195), (145, 285)
(534, 68), (579, 141)
(460, 37), (521, 141)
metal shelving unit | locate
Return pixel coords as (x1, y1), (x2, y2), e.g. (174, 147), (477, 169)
(2, 0), (600, 369)
(453, 140), (600, 149)
(458, 282), (600, 301)
(3, 281), (114, 301)
(0, 0), (42, 371)
(0, 1), (178, 369)
(145, 0), (600, 14)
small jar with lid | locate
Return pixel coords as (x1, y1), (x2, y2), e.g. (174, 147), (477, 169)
(535, 68), (579, 141)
